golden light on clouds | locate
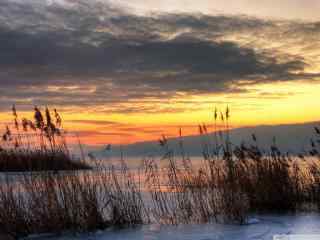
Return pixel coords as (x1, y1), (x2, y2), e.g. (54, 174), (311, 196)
(17, 80), (316, 146)
(0, 0), (320, 146)
(1, 79), (319, 145)
(113, 0), (320, 20)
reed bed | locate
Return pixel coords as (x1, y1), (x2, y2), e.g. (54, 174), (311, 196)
(143, 107), (320, 225)
(0, 106), (89, 171)
(0, 149), (89, 172)
(2, 106), (320, 238)
(0, 161), (148, 238)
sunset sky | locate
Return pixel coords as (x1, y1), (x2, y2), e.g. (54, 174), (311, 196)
(0, 0), (320, 145)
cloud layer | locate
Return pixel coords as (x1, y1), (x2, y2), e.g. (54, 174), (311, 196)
(0, 0), (319, 113)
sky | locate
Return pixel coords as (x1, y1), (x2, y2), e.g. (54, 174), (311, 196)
(115, 0), (320, 20)
(0, 0), (320, 145)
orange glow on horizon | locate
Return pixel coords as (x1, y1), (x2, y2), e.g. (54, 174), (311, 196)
(1, 80), (319, 146)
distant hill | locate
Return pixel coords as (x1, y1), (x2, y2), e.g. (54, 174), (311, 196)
(94, 121), (320, 157)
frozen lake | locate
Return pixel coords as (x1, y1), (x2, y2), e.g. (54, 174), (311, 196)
(25, 214), (320, 240)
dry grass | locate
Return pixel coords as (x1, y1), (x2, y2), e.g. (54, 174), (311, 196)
(2, 106), (320, 237)
(0, 106), (147, 237)
(0, 149), (90, 171)
(143, 107), (320, 225)
(0, 161), (148, 238)
(0, 106), (89, 171)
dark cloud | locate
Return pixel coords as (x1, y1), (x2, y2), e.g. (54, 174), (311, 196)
(0, 26), (301, 82)
(0, 0), (318, 112)
(65, 119), (121, 126)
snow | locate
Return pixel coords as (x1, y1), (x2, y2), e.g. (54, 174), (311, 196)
(24, 214), (320, 240)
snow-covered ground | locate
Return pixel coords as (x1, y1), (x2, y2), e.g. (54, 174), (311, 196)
(26, 214), (320, 240)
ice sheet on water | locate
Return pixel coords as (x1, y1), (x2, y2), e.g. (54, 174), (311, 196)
(25, 214), (320, 240)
